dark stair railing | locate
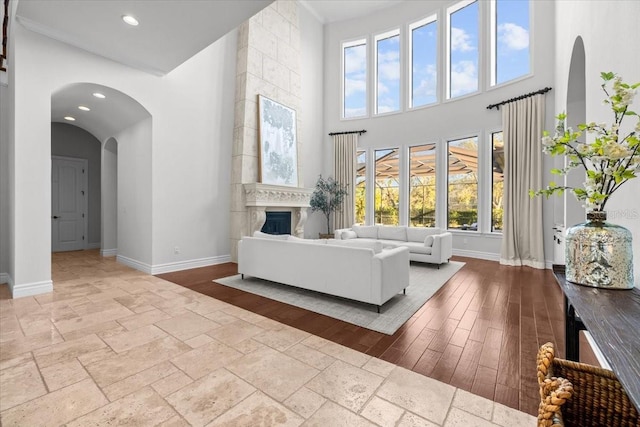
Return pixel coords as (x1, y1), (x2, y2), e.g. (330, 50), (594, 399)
(1, 0), (8, 72)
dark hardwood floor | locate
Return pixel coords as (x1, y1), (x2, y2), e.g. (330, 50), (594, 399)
(157, 256), (565, 416)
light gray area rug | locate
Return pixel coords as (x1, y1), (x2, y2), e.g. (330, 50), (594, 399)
(214, 261), (465, 335)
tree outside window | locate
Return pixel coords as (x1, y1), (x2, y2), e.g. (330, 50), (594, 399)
(492, 131), (504, 231)
(448, 136), (478, 229)
(355, 150), (367, 224)
(375, 148), (400, 225)
(409, 143), (437, 227)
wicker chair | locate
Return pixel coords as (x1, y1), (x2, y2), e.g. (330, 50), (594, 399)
(537, 342), (640, 427)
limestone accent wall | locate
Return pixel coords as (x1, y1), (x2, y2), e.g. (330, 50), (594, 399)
(230, 0), (302, 261)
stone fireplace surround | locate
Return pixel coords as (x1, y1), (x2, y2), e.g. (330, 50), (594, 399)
(243, 182), (313, 238)
(230, 1), (306, 261)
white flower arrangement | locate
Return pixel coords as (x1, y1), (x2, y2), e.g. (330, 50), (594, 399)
(532, 72), (640, 212)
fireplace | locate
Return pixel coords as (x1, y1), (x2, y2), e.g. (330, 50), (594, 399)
(243, 183), (313, 240)
(261, 212), (291, 235)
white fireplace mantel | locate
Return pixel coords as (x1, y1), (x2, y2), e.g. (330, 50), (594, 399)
(243, 183), (313, 207)
(243, 183), (313, 237)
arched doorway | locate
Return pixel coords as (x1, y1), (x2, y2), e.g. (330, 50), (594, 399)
(51, 82), (151, 259)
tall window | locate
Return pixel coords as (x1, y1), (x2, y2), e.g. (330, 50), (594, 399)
(409, 143), (437, 227)
(410, 15), (438, 108)
(355, 150), (367, 224)
(447, 136), (478, 230)
(375, 30), (400, 114)
(343, 39), (367, 119)
(375, 148), (400, 225)
(491, 131), (504, 232)
(446, 0), (479, 99)
(491, 0), (530, 86)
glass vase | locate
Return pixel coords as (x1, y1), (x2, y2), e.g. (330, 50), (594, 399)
(565, 211), (634, 289)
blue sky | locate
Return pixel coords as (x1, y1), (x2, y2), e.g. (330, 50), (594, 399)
(376, 34), (400, 114)
(495, 0), (530, 84)
(343, 0), (530, 116)
(412, 19), (438, 107)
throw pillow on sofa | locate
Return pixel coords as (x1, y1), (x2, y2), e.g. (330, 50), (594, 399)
(378, 226), (407, 241)
(424, 235), (435, 247)
(352, 225), (378, 239)
(342, 230), (358, 239)
(406, 227), (442, 243)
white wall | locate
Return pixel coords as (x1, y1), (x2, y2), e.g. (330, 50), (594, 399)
(150, 29), (237, 270)
(51, 123), (102, 247)
(8, 20), (240, 292)
(299, 3), (325, 238)
(555, 0), (640, 286)
(0, 84), (8, 283)
(114, 118), (152, 267)
(323, 0), (556, 262)
(102, 138), (117, 255)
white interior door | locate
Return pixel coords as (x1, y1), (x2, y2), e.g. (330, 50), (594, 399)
(52, 157), (87, 252)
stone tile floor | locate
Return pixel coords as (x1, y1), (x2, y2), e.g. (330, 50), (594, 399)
(0, 251), (536, 426)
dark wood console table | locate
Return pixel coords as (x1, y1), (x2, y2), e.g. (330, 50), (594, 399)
(553, 265), (640, 412)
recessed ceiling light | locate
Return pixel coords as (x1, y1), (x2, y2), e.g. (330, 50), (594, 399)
(64, 116), (76, 121)
(93, 92), (106, 99)
(122, 15), (139, 26)
(78, 106), (90, 111)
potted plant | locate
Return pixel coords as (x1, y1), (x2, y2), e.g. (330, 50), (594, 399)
(310, 175), (349, 238)
(531, 72), (639, 289)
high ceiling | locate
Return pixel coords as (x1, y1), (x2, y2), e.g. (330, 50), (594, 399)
(16, 0), (273, 76)
(15, 0), (402, 141)
(302, 0), (401, 24)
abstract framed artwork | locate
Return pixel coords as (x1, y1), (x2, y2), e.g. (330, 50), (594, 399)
(258, 95), (298, 186)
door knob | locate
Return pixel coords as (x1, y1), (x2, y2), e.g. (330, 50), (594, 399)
(52, 216), (60, 219)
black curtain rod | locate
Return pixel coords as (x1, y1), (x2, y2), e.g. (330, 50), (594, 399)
(486, 87), (552, 110)
(328, 130), (367, 136)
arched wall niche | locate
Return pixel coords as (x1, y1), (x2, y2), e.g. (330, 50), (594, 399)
(564, 36), (586, 227)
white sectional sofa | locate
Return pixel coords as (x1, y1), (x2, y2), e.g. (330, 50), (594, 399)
(334, 225), (453, 266)
(237, 234), (410, 311)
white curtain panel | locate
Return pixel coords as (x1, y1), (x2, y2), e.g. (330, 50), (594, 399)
(333, 133), (357, 230)
(500, 94), (546, 269)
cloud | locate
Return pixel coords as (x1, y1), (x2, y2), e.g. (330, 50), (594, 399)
(377, 104), (396, 114)
(344, 107), (366, 118)
(414, 64), (437, 99)
(377, 50), (400, 81)
(451, 27), (475, 52)
(450, 60), (477, 97)
(378, 81), (389, 95)
(498, 23), (529, 51)
(345, 77), (366, 97)
(344, 44), (366, 74)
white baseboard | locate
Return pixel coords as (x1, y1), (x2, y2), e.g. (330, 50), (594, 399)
(0, 272), (9, 285)
(87, 242), (101, 250)
(116, 255), (153, 274)
(116, 254), (232, 275)
(10, 279), (53, 298)
(452, 249), (500, 262)
(101, 248), (117, 257)
(151, 255), (232, 275)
